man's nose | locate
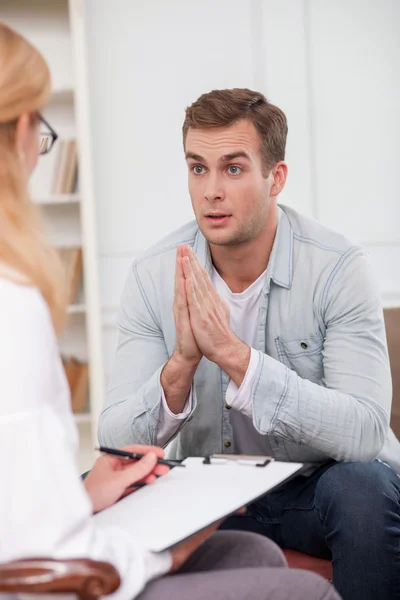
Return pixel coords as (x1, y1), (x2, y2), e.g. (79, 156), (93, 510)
(204, 173), (224, 202)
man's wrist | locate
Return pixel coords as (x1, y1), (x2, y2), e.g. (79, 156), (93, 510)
(170, 351), (201, 371)
(160, 352), (200, 415)
(211, 338), (251, 387)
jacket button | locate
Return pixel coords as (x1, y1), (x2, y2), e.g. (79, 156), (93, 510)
(300, 342), (308, 349)
(224, 441), (231, 448)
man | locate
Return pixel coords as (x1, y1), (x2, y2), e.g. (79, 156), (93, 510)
(99, 88), (400, 600)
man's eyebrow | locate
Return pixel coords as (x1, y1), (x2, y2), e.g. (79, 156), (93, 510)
(219, 151), (251, 162)
(185, 152), (205, 162)
(185, 151), (251, 162)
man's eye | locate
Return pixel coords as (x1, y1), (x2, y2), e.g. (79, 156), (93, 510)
(192, 165), (206, 175)
(227, 165), (242, 175)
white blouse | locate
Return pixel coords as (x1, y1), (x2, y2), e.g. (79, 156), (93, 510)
(0, 276), (171, 599)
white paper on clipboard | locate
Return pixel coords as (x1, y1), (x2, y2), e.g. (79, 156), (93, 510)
(93, 457), (303, 553)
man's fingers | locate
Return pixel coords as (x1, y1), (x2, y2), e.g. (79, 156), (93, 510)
(174, 252), (189, 312)
(188, 249), (208, 296)
(174, 247), (182, 298)
(184, 274), (201, 311)
(179, 274), (188, 307)
(182, 255), (202, 299)
(188, 248), (228, 321)
(188, 247), (221, 307)
(180, 245), (191, 259)
(175, 272), (189, 311)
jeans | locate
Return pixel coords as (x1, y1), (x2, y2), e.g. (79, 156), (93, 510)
(220, 460), (400, 600)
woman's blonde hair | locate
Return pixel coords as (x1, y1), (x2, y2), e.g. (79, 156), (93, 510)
(0, 22), (67, 333)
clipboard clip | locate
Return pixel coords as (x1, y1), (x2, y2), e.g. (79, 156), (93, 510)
(203, 454), (274, 468)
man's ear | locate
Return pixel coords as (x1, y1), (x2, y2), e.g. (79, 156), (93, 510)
(270, 161), (288, 197)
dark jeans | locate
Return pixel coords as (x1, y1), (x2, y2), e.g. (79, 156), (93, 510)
(220, 460), (400, 600)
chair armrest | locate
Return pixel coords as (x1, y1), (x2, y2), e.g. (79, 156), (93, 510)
(0, 558), (120, 600)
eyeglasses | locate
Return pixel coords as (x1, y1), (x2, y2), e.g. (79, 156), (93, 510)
(37, 113), (58, 155)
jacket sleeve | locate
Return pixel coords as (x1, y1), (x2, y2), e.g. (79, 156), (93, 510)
(98, 262), (196, 448)
(250, 249), (392, 462)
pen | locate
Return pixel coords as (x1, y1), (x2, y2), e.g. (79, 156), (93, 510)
(96, 446), (186, 468)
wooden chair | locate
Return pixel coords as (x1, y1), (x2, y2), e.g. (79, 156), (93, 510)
(385, 307), (400, 440)
(0, 558), (120, 599)
(282, 306), (400, 580)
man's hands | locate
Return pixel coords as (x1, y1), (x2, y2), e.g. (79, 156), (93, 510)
(84, 445), (169, 514)
(173, 246), (202, 366)
(180, 246), (233, 363)
(159, 248), (203, 415)
(179, 246), (250, 386)
(161, 245), (250, 414)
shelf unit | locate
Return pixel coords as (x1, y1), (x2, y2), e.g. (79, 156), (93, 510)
(68, 303), (86, 314)
(0, 0), (105, 473)
(34, 193), (81, 205)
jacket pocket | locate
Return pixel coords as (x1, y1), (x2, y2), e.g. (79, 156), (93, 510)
(275, 331), (324, 383)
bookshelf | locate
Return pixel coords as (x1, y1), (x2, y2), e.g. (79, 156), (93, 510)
(0, 0), (105, 473)
(34, 193), (81, 205)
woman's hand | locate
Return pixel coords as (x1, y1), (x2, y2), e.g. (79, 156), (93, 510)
(169, 508), (246, 572)
(84, 445), (169, 514)
(169, 522), (222, 573)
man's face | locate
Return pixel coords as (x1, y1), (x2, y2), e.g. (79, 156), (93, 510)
(185, 119), (277, 247)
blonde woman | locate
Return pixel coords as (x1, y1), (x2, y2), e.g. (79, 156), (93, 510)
(0, 22), (341, 600)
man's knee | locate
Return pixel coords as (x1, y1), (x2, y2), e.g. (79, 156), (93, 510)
(315, 460), (399, 528)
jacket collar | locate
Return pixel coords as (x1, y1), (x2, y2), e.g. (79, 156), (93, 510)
(193, 203), (293, 289)
(271, 205), (293, 289)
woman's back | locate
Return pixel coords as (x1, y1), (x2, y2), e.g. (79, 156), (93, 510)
(0, 276), (171, 598)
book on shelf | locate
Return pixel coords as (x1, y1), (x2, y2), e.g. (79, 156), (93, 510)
(57, 247), (83, 305)
(52, 139), (78, 195)
(63, 356), (89, 414)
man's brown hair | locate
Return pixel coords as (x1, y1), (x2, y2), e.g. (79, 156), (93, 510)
(182, 88), (288, 176)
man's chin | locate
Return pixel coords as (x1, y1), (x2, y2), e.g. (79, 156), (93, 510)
(201, 229), (243, 247)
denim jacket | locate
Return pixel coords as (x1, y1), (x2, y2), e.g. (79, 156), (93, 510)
(99, 204), (400, 474)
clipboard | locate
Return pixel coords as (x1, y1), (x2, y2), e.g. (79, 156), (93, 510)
(202, 453), (275, 467)
(93, 456), (303, 553)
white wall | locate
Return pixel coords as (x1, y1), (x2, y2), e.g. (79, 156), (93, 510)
(84, 0), (400, 383)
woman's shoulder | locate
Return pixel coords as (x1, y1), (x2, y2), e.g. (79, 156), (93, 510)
(0, 271), (52, 333)
(0, 272), (63, 417)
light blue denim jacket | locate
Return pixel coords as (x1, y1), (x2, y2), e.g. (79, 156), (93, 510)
(99, 205), (400, 473)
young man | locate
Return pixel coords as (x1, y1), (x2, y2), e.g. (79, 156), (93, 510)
(100, 89), (400, 600)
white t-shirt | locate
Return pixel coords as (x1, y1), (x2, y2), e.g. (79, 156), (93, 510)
(0, 276), (171, 600)
(157, 209), (281, 447)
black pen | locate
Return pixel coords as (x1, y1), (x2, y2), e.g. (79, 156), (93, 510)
(96, 446), (185, 468)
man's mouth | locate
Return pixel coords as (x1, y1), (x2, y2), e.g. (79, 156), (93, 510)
(205, 213), (231, 219)
(204, 214), (232, 226)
